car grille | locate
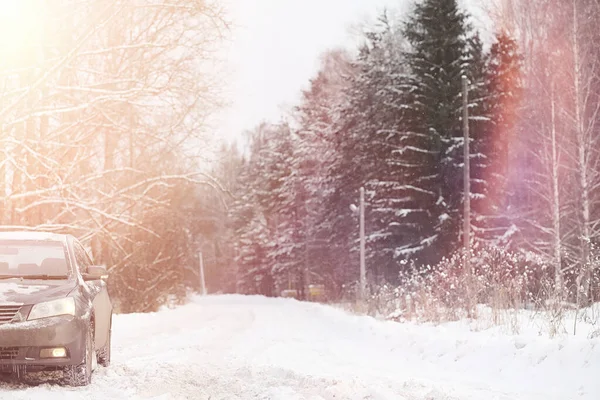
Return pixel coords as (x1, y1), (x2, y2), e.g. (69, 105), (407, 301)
(0, 305), (22, 325)
(0, 347), (18, 360)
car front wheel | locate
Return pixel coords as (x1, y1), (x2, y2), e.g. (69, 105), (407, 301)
(64, 324), (93, 386)
(97, 323), (111, 367)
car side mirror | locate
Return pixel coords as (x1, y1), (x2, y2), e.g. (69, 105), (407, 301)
(82, 265), (109, 281)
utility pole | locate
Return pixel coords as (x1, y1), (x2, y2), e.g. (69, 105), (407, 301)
(304, 211), (310, 301)
(462, 75), (471, 274)
(359, 186), (366, 301)
(199, 251), (207, 295)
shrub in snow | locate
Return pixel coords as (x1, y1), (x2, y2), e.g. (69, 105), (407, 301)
(374, 245), (553, 325)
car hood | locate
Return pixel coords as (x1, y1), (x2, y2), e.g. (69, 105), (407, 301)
(0, 279), (77, 305)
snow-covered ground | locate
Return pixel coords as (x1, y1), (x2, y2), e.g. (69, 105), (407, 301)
(1, 294), (599, 399)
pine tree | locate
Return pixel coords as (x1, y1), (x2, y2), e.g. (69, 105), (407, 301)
(325, 14), (420, 285)
(233, 198), (273, 295)
(401, 0), (473, 264)
(264, 126), (307, 298)
(230, 123), (295, 296)
(210, 142), (246, 293)
(289, 49), (355, 298)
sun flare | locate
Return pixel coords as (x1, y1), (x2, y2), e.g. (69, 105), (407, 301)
(0, 0), (21, 17)
(0, 0), (45, 67)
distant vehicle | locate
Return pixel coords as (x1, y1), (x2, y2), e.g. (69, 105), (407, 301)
(280, 285), (326, 302)
(0, 231), (112, 386)
(307, 284), (326, 302)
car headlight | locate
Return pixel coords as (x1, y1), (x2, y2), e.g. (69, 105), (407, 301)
(28, 297), (76, 321)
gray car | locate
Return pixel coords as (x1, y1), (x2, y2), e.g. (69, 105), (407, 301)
(0, 231), (112, 386)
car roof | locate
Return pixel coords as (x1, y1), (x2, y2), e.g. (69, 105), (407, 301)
(0, 230), (70, 243)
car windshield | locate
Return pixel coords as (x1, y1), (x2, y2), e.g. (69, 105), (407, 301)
(0, 240), (70, 279)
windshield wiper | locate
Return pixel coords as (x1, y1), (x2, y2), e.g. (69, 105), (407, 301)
(0, 275), (23, 280)
(7, 275), (69, 280)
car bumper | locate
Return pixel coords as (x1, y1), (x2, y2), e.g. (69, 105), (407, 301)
(0, 314), (87, 371)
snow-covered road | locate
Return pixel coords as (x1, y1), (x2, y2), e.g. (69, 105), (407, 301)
(1, 295), (598, 399)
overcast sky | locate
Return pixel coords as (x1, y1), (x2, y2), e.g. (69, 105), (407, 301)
(212, 0), (494, 147)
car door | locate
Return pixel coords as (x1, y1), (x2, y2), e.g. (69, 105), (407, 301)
(73, 240), (112, 349)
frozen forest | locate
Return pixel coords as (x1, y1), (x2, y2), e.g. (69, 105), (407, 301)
(3, 0), (600, 327)
(208, 0), (600, 328)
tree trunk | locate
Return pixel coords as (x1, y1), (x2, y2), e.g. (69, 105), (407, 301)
(550, 82), (563, 301)
(572, 0), (592, 305)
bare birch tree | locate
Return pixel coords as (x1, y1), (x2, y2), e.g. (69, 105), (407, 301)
(565, 0), (600, 305)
